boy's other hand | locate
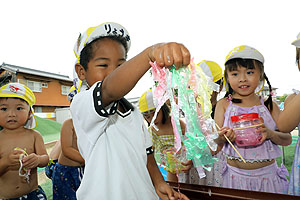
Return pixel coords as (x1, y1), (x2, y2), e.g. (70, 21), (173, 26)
(149, 43), (190, 69)
(156, 181), (189, 200)
(22, 153), (39, 169)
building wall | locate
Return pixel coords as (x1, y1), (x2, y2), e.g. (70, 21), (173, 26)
(16, 73), (72, 107)
(35, 80), (70, 106)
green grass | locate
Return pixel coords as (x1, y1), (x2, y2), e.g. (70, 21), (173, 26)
(34, 116), (61, 199)
(41, 182), (53, 199)
(276, 136), (298, 177)
(34, 116), (61, 143)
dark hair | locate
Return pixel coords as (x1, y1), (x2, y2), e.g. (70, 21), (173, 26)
(161, 104), (170, 124)
(215, 79), (222, 85)
(145, 103), (170, 126)
(79, 35), (129, 70)
(211, 79), (223, 118)
(296, 48), (300, 66)
(224, 58), (273, 111)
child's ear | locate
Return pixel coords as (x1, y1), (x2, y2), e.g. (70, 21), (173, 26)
(28, 110), (31, 119)
(75, 63), (86, 81)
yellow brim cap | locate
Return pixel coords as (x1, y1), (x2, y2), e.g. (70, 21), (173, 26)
(292, 32), (300, 48)
(225, 45), (264, 65)
(72, 22), (131, 95)
(138, 90), (156, 113)
(74, 22), (131, 64)
(198, 60), (223, 83)
(0, 83), (37, 129)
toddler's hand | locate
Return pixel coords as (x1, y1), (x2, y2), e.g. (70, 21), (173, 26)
(156, 181), (190, 200)
(149, 43), (190, 69)
(7, 149), (24, 167)
(181, 160), (193, 173)
(22, 153), (39, 169)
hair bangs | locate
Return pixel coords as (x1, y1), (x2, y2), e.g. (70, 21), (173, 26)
(226, 58), (258, 72)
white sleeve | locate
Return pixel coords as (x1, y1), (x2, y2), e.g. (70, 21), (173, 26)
(70, 81), (119, 146)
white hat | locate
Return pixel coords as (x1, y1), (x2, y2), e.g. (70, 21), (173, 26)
(225, 45), (264, 65)
(292, 32), (300, 48)
(138, 90), (156, 113)
(197, 60), (223, 83)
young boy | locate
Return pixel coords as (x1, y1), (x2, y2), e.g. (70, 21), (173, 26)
(52, 86), (84, 200)
(71, 22), (190, 199)
(0, 82), (49, 199)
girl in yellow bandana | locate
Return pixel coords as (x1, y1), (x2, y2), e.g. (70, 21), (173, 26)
(215, 45), (291, 194)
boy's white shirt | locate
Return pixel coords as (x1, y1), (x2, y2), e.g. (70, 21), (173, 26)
(71, 81), (159, 200)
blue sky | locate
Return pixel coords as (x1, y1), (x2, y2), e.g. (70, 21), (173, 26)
(1, 0), (300, 98)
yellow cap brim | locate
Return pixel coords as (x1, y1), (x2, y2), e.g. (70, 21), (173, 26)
(138, 90), (156, 113)
(292, 38), (300, 48)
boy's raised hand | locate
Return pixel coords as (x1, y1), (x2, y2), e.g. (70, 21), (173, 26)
(149, 43), (190, 69)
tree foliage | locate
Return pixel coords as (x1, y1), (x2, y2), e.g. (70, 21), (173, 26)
(276, 94), (289, 103)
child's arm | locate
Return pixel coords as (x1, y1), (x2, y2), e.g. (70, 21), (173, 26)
(22, 131), (49, 169)
(101, 43), (190, 107)
(49, 140), (61, 160)
(147, 153), (189, 200)
(260, 101), (292, 146)
(60, 119), (84, 164)
(166, 171), (178, 182)
(260, 126), (292, 146)
(278, 93), (300, 132)
(213, 99), (236, 147)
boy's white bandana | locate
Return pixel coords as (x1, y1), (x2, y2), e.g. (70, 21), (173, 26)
(72, 22), (131, 93)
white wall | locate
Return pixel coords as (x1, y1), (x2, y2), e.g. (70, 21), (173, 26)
(55, 107), (71, 124)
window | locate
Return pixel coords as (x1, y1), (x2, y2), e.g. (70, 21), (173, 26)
(18, 79), (27, 85)
(61, 85), (71, 95)
(34, 106), (42, 113)
(41, 83), (48, 88)
(27, 80), (42, 92)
